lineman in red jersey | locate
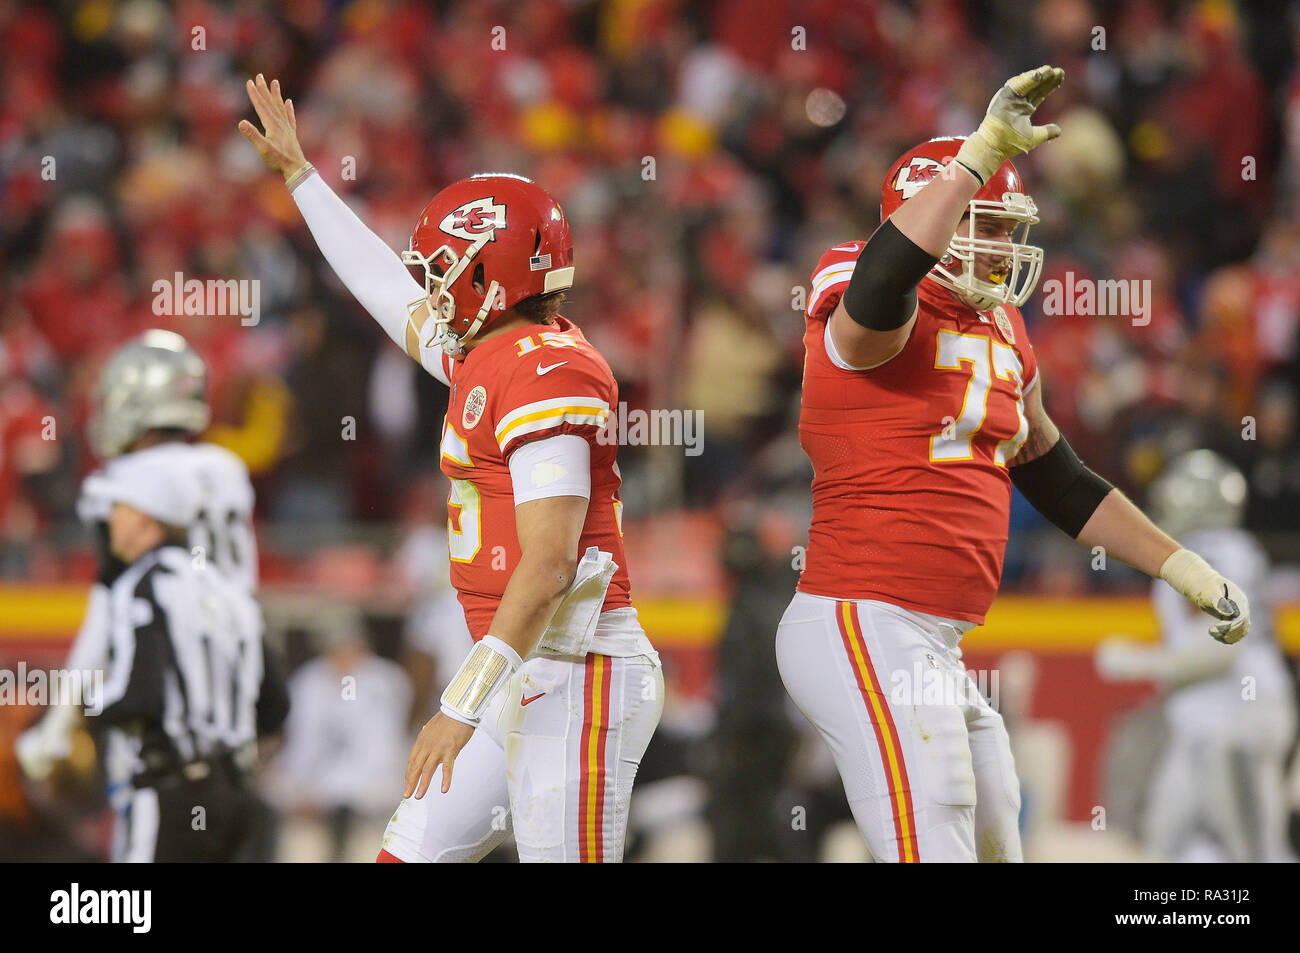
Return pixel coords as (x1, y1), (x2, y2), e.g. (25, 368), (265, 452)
(799, 266), (1037, 620)
(779, 67), (1254, 862)
(241, 76), (662, 862)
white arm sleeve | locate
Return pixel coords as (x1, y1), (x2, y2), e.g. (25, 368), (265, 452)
(509, 434), (591, 505)
(291, 171), (451, 386)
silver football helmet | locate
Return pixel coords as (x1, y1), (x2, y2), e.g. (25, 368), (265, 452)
(91, 329), (210, 457)
(1148, 449), (1247, 539)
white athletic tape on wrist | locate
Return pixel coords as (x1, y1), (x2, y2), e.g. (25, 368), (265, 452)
(438, 705), (480, 728)
(955, 135), (998, 185)
(439, 635), (522, 725)
(1158, 549), (1221, 608)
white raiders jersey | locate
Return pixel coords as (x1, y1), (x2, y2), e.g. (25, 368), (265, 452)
(1153, 528), (1295, 734)
(79, 441), (258, 594)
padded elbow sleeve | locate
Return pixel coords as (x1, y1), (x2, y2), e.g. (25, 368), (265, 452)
(1009, 435), (1114, 537)
(841, 220), (938, 332)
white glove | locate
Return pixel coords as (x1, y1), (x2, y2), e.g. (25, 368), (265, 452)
(1158, 549), (1251, 644)
(956, 65), (1065, 184)
(16, 704), (78, 781)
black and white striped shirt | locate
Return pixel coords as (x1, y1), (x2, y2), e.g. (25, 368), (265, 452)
(87, 545), (288, 778)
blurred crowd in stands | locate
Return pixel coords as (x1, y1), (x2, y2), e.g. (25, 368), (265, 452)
(2, 0), (1299, 590)
(5, 0), (1300, 865)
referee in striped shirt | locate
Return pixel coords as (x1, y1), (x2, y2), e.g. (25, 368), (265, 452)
(83, 453), (289, 862)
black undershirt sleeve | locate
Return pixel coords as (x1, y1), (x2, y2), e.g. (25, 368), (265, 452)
(96, 604), (168, 726)
(1009, 434), (1115, 538)
(840, 220), (939, 332)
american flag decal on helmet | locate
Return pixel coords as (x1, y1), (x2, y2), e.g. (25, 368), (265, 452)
(529, 253), (552, 271)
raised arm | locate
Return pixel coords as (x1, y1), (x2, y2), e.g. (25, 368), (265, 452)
(238, 74), (450, 386)
(1009, 377), (1251, 645)
(829, 66), (1064, 369)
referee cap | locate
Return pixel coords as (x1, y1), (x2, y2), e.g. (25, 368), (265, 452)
(98, 452), (201, 528)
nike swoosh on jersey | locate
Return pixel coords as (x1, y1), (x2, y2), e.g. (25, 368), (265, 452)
(521, 692), (545, 706)
(536, 361), (568, 376)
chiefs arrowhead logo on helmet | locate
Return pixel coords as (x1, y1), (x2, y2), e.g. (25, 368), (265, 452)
(439, 197), (507, 242)
(878, 137), (1045, 310)
(406, 174), (575, 356)
(892, 157), (947, 201)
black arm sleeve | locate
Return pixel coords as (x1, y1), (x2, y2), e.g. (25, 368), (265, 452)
(1009, 434), (1115, 538)
(95, 609), (168, 726)
(256, 640), (291, 737)
(840, 219), (939, 331)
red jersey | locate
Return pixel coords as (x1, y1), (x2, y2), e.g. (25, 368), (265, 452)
(439, 316), (631, 637)
(797, 241), (1039, 624)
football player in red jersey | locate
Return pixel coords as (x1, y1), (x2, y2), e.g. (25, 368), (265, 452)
(240, 75), (663, 862)
(780, 66), (1253, 862)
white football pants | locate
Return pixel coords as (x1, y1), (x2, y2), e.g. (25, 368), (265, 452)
(381, 651), (663, 862)
(777, 591), (1022, 862)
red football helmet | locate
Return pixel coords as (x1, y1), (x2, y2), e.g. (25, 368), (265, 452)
(881, 136), (1043, 311)
(402, 173), (575, 356)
